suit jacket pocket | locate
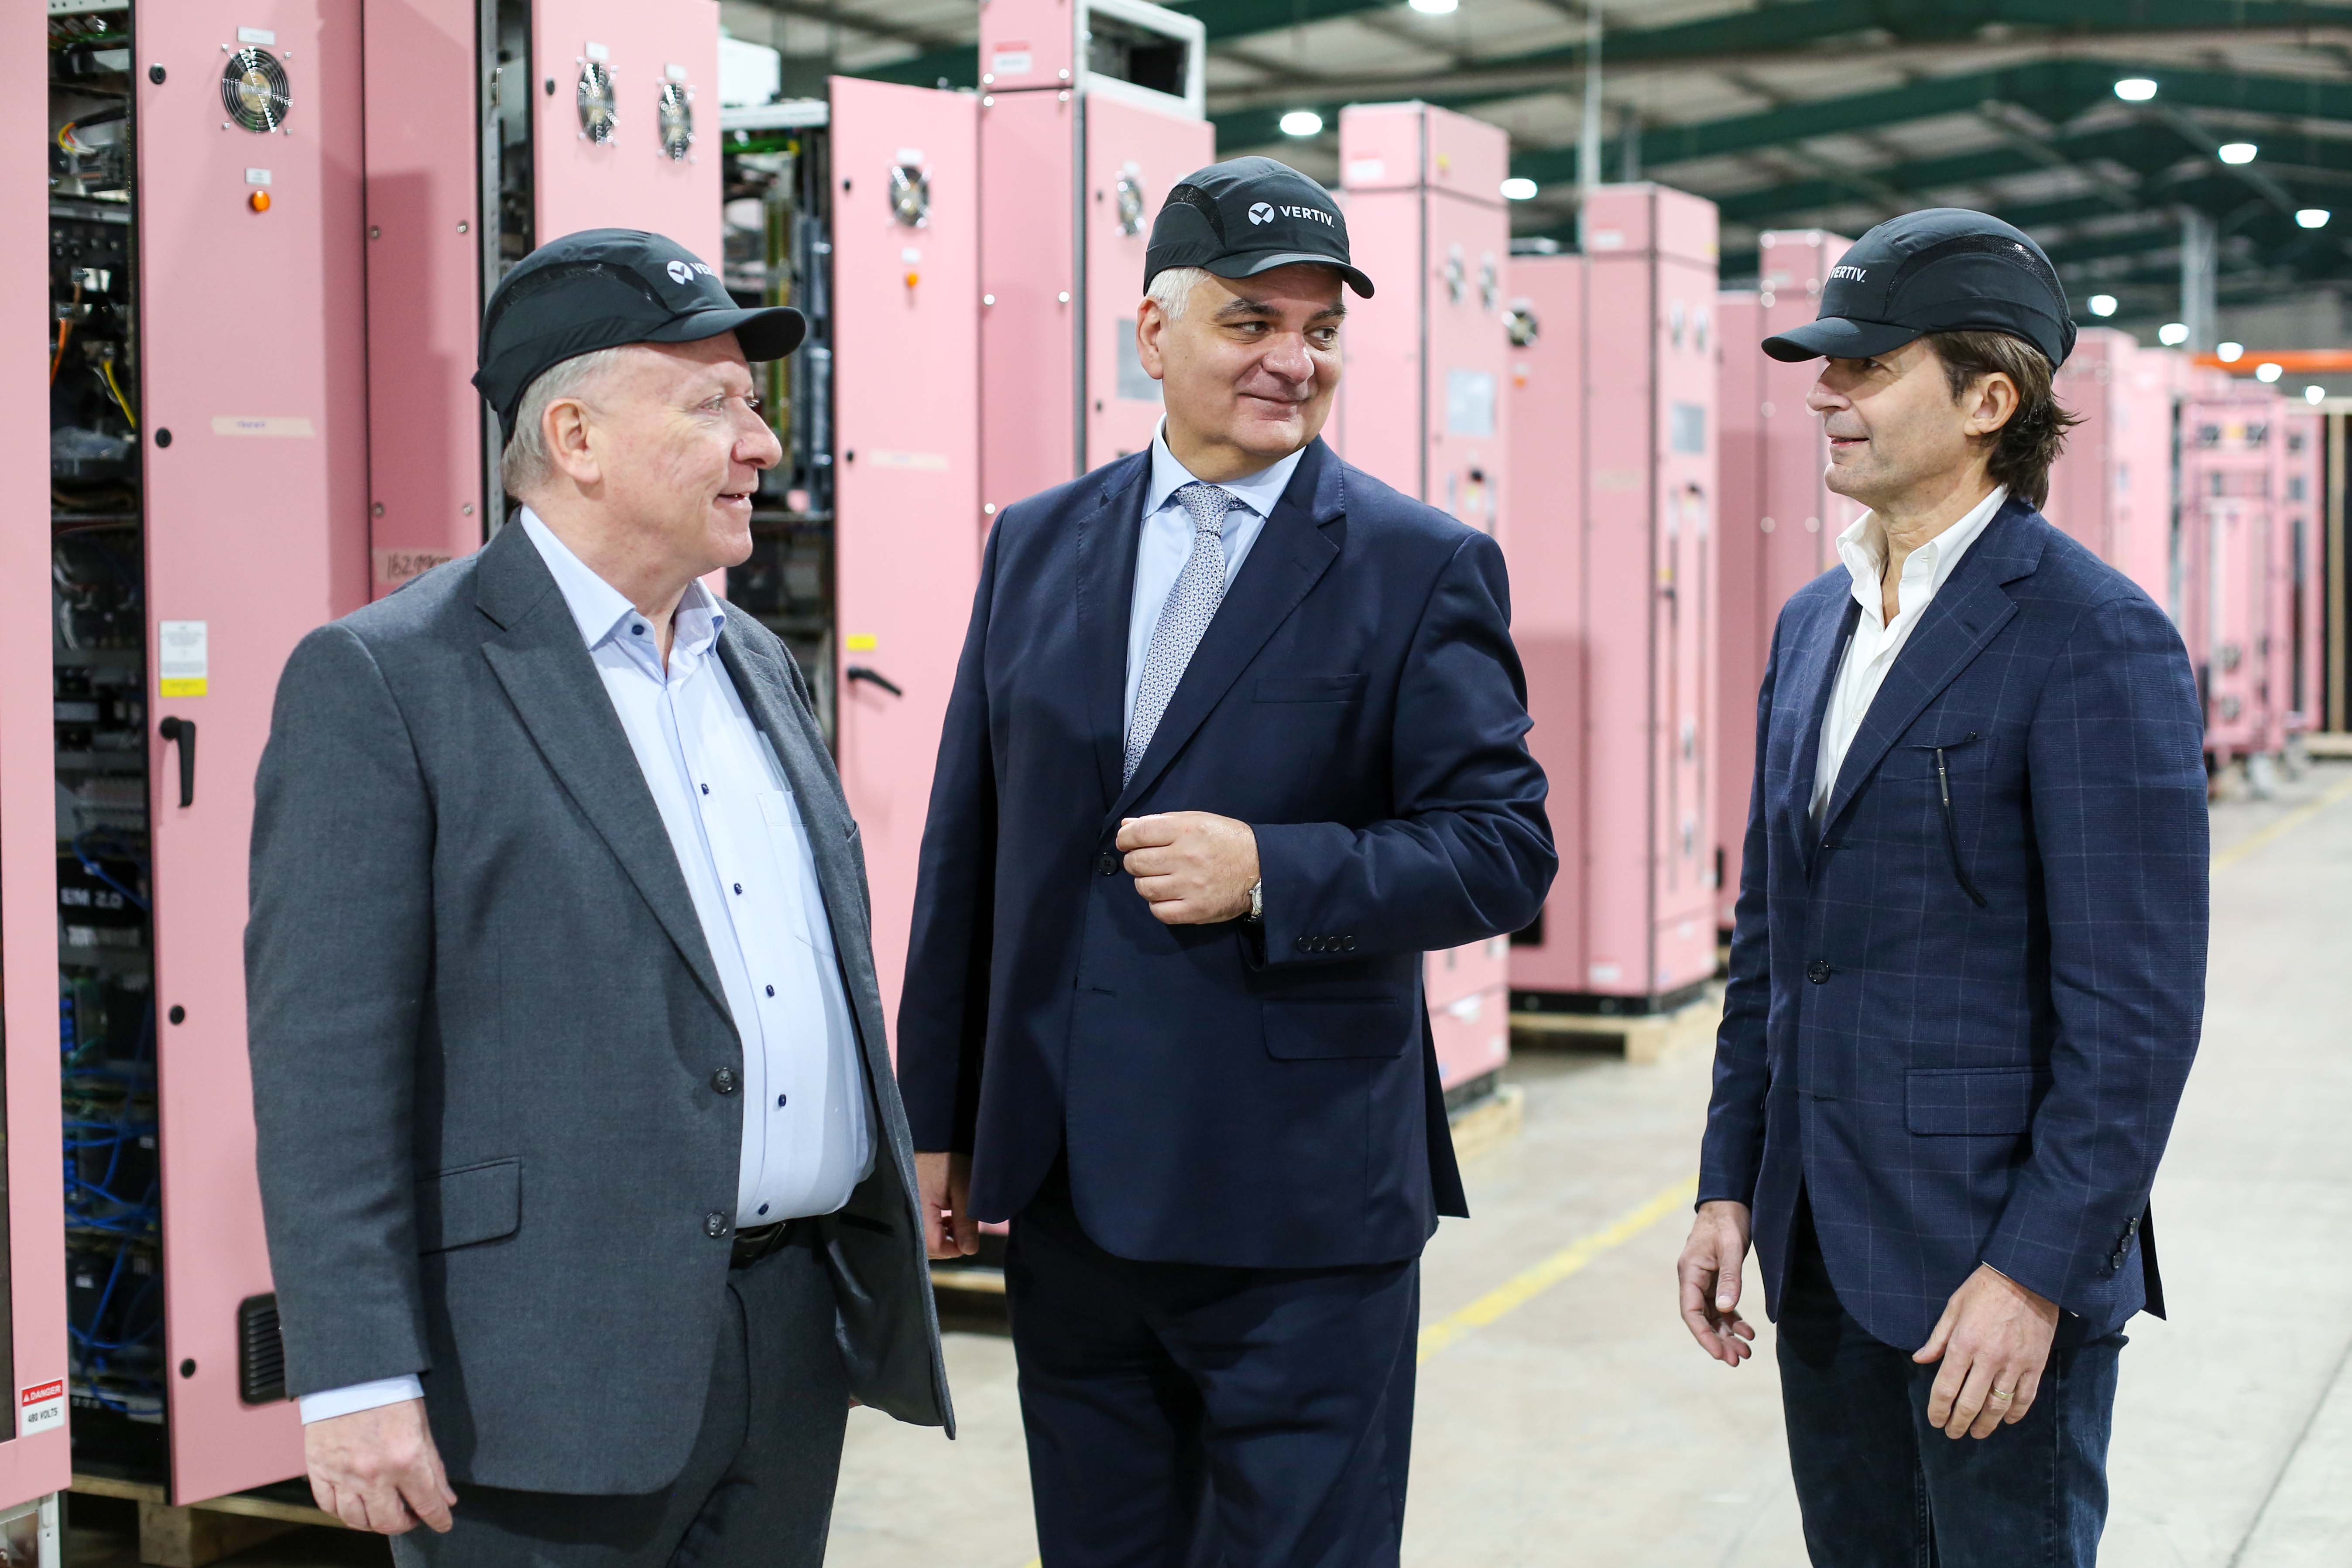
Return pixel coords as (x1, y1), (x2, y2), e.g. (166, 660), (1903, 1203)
(415, 1158), (521, 1253)
(1264, 997), (1416, 1059)
(1905, 1067), (2045, 1136)
(1255, 673), (1366, 704)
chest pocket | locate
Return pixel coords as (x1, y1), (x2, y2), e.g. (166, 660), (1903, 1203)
(1881, 730), (1989, 778)
(1255, 673), (1365, 704)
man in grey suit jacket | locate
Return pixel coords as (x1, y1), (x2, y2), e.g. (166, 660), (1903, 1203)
(246, 229), (948, 1567)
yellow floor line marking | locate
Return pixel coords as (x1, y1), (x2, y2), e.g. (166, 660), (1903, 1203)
(1418, 1174), (1699, 1363)
(2212, 772), (2352, 871)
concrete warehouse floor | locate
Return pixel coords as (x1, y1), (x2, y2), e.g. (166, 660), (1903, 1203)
(63, 760), (2352, 1568)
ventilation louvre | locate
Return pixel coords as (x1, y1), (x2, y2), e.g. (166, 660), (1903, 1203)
(237, 1293), (287, 1406)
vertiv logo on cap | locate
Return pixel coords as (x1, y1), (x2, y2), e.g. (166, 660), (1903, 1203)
(1248, 202), (1275, 225)
(1829, 264), (1868, 282)
(667, 260), (697, 284)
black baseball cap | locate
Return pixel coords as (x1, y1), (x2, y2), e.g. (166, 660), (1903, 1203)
(1145, 155), (1374, 298)
(473, 228), (806, 440)
(1761, 208), (2075, 370)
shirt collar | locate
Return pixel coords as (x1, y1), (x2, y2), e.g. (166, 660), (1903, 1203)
(1143, 418), (1309, 522)
(516, 507), (727, 659)
(1836, 485), (2008, 620)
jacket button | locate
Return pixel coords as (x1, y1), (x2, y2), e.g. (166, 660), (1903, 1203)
(1295, 935), (1311, 953)
(1341, 935), (1357, 952)
(711, 1068), (737, 1095)
(1806, 959), (1832, 984)
(1097, 850), (1119, 876)
(704, 1212), (730, 1239)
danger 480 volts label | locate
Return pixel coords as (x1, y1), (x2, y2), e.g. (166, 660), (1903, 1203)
(19, 1379), (64, 1436)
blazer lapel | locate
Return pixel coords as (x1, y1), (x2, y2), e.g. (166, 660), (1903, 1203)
(1785, 594), (1861, 876)
(473, 528), (733, 1029)
(1074, 456), (1152, 812)
(1819, 501), (2043, 832)
(1108, 440), (1344, 821)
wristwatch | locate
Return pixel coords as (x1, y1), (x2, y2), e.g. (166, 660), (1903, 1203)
(1246, 880), (1263, 923)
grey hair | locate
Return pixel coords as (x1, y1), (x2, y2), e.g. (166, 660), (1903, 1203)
(499, 345), (633, 496)
(1145, 265), (1212, 322)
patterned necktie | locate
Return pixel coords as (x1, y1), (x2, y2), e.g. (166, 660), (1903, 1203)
(1125, 481), (1236, 784)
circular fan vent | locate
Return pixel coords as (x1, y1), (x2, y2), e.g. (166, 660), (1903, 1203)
(219, 48), (291, 134)
(1114, 171), (1145, 237)
(656, 82), (693, 161)
(888, 163), (929, 228)
(577, 61), (617, 144)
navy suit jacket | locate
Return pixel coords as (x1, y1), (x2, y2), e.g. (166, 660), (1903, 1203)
(897, 437), (1556, 1269)
(1701, 497), (2208, 1350)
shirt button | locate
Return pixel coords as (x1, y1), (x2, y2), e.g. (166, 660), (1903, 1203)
(704, 1212), (730, 1239)
(633, 624), (647, 636)
(1097, 851), (1119, 876)
(776, 1093), (787, 1108)
(765, 985), (775, 997)
(710, 1068), (737, 1095)
(1806, 959), (1832, 984)
(700, 784), (710, 795)
(733, 883), (743, 895)
(758, 1204), (770, 1216)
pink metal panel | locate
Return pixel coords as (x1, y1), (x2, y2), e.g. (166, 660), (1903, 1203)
(2117, 347), (2188, 617)
(1503, 254), (1587, 993)
(1426, 980), (1509, 1092)
(363, 0), (486, 596)
(828, 79), (982, 1037)
(532, 0), (720, 265)
(0, 0), (72, 1504)
(978, 89), (1078, 520)
(137, 0), (369, 1502)
(977, 0), (1077, 93)
(1081, 96), (1211, 469)
(2283, 411), (2325, 730)
(1560, 184), (1719, 1005)
(2049, 332), (2183, 614)
(1335, 102), (1426, 195)
(2179, 380), (2281, 762)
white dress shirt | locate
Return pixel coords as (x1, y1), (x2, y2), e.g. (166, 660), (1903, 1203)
(1123, 421), (1307, 732)
(300, 511), (873, 1425)
(1810, 486), (2007, 826)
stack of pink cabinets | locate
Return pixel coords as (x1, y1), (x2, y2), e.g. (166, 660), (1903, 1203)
(1714, 229), (1854, 931)
(2046, 329), (2183, 615)
(1333, 102), (1513, 1094)
(38, 0), (370, 1504)
(2280, 411), (2326, 743)
(2178, 373), (2285, 772)
(1508, 185), (1720, 1020)
(975, 0), (1212, 517)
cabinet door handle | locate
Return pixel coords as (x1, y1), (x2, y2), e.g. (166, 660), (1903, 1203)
(846, 665), (903, 698)
(158, 716), (196, 808)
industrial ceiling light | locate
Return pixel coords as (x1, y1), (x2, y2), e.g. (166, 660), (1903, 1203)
(2218, 341), (2244, 362)
(2297, 208), (2331, 228)
(1500, 177), (1537, 200)
(2307, 386), (2328, 404)
(2218, 142), (2257, 164)
(1408, 0), (1460, 13)
(1279, 110), (1323, 137)
(2113, 78), (2158, 101)
(2158, 322), (2189, 345)
(2088, 294), (2118, 317)
(2255, 361), (2283, 382)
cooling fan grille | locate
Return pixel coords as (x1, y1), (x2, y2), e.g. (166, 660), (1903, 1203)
(578, 62), (617, 144)
(220, 48), (291, 134)
(657, 82), (693, 161)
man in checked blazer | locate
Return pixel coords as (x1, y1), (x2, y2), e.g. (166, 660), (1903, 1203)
(1675, 210), (2207, 1566)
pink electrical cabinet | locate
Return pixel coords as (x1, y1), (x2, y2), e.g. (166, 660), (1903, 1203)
(2046, 329), (2181, 613)
(1510, 185), (1720, 1017)
(1714, 228), (1855, 929)
(976, 0), (1211, 521)
(2280, 411), (2325, 740)
(2178, 377), (2284, 767)
(1334, 102), (1512, 1090)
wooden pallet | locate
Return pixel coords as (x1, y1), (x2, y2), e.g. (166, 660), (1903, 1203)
(1510, 986), (1724, 1065)
(70, 1474), (339, 1568)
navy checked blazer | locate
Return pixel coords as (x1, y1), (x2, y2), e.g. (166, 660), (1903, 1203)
(1700, 495), (2208, 1352)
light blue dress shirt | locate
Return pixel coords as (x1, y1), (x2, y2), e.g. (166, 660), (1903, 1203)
(1123, 421), (1309, 733)
(300, 511), (873, 1425)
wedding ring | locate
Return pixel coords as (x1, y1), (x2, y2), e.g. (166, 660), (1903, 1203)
(1989, 1388), (2013, 1403)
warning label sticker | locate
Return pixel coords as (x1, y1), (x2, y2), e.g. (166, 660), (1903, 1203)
(20, 1380), (64, 1436)
(159, 620), (208, 698)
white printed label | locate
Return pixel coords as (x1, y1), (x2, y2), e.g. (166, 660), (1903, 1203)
(237, 26), (276, 45)
(864, 449), (950, 472)
(990, 51), (1032, 75)
(1587, 229), (1625, 250)
(1345, 159), (1387, 185)
(1589, 963), (1622, 985)
(19, 1380), (65, 1436)
(665, 62), (688, 81)
(245, 167), (271, 185)
(211, 415), (315, 437)
(895, 147), (926, 166)
(584, 40), (609, 61)
(159, 621), (208, 697)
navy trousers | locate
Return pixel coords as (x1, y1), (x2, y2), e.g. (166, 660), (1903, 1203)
(1006, 1163), (1420, 1568)
(1776, 1201), (2123, 1568)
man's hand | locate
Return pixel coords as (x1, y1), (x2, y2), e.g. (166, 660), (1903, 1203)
(1914, 1264), (2060, 1438)
(1115, 812), (1259, 925)
(304, 1399), (456, 1535)
(1677, 1200), (1757, 1367)
(917, 1150), (978, 1260)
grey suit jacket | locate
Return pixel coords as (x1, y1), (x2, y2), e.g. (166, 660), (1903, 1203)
(245, 521), (950, 1495)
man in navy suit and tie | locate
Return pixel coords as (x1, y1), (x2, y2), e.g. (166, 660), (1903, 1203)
(897, 156), (1554, 1565)
(1676, 210), (2208, 1565)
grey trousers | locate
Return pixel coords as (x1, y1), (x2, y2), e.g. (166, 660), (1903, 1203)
(391, 1234), (850, 1568)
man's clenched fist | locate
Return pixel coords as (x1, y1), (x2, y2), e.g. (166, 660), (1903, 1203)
(1116, 812), (1259, 925)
